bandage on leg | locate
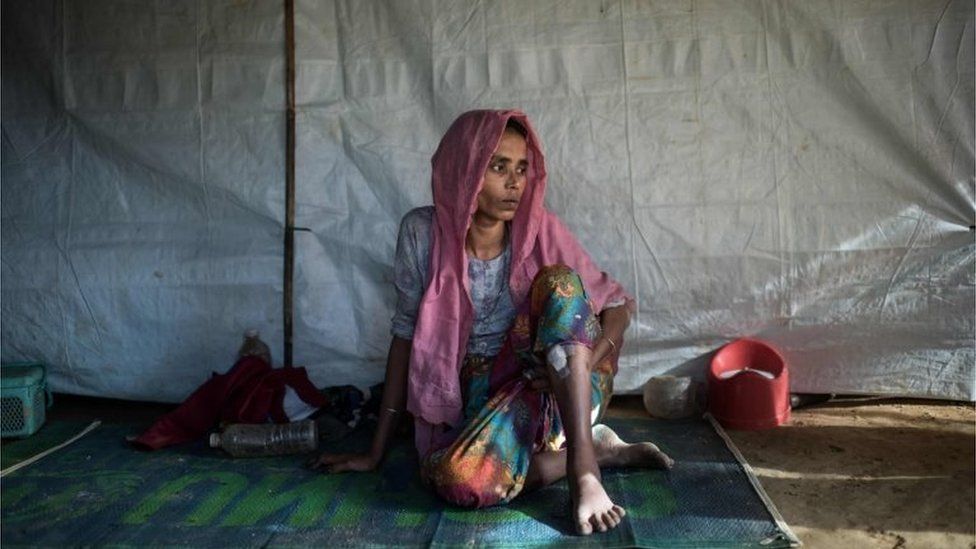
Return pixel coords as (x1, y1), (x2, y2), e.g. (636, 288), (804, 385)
(547, 344), (585, 380)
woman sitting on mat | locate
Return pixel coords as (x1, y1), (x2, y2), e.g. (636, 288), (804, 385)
(310, 109), (673, 535)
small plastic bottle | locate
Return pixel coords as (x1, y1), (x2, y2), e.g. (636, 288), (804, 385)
(209, 420), (318, 457)
(238, 329), (272, 366)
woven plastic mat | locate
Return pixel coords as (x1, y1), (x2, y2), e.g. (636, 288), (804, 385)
(1, 416), (797, 548)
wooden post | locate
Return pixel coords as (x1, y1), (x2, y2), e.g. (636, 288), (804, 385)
(283, 0), (296, 368)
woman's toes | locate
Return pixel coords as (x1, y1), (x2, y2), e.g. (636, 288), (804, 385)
(578, 520), (593, 535)
(650, 446), (674, 468)
(613, 509), (625, 526)
(592, 515), (607, 532)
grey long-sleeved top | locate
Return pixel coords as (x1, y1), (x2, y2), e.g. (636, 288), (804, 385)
(390, 206), (516, 357)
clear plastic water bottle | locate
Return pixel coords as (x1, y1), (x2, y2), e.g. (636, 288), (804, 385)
(209, 420), (318, 457)
(237, 329), (272, 366)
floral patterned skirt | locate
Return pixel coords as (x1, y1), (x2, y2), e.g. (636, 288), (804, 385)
(420, 265), (615, 508)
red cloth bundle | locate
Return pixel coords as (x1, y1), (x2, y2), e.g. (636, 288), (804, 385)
(132, 356), (327, 450)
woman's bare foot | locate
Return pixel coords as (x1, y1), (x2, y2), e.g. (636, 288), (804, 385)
(571, 470), (626, 535)
(593, 424), (675, 470)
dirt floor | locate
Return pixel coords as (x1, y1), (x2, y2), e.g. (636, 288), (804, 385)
(611, 395), (976, 549)
(35, 393), (976, 548)
(726, 399), (976, 549)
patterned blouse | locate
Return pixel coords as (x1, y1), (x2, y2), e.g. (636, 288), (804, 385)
(390, 207), (516, 357)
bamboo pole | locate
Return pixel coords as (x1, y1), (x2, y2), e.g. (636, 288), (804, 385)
(283, 0), (296, 368)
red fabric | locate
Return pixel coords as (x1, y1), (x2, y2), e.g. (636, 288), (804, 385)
(131, 357), (328, 450)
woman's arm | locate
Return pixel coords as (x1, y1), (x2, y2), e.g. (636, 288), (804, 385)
(589, 303), (631, 367)
(309, 335), (412, 473)
(368, 336), (412, 460)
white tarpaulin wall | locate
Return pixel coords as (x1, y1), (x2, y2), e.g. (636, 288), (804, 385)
(2, 0), (973, 403)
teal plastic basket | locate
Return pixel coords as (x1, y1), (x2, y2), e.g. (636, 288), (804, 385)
(1, 362), (52, 438)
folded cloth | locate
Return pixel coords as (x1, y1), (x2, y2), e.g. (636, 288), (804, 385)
(131, 356), (328, 450)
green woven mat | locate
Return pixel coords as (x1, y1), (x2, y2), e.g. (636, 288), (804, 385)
(1, 420), (94, 470)
(1, 417), (796, 548)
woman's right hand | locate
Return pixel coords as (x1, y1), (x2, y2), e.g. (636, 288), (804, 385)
(307, 452), (379, 473)
(308, 337), (411, 475)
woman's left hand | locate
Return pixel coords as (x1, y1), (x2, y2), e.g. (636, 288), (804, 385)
(524, 366), (552, 392)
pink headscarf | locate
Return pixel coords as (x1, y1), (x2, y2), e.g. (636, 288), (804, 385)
(407, 109), (633, 452)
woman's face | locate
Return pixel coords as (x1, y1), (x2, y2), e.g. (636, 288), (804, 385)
(474, 128), (528, 223)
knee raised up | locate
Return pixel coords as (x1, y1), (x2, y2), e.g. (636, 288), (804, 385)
(529, 265), (600, 360)
(423, 452), (521, 509)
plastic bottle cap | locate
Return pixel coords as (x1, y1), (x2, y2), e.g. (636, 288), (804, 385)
(209, 433), (221, 448)
(245, 329), (259, 338)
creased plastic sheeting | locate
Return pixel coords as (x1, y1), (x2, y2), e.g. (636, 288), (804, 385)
(2, 1), (286, 402)
(2, 0), (973, 403)
(292, 0), (974, 400)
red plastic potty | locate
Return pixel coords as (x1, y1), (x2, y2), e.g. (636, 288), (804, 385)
(708, 338), (790, 430)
